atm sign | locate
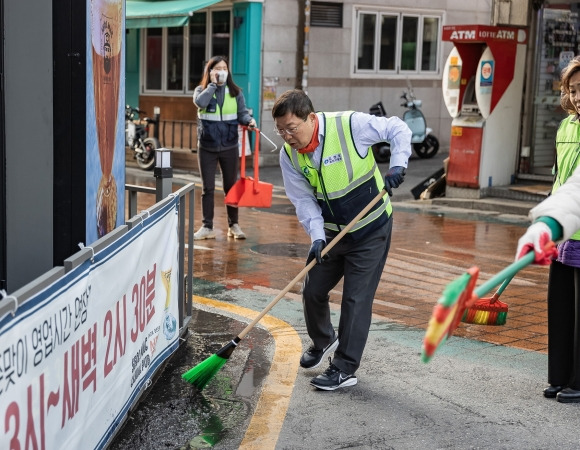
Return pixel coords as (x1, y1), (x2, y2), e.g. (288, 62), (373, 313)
(448, 29), (515, 41)
(449, 30), (476, 40)
(442, 25), (522, 43)
(451, 126), (463, 136)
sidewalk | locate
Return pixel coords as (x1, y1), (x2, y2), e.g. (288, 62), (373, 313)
(115, 161), (576, 450)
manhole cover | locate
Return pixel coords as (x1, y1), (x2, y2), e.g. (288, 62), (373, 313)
(250, 243), (310, 258)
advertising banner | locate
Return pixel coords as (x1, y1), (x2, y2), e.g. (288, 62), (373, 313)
(86, 0), (126, 244)
(0, 196), (180, 449)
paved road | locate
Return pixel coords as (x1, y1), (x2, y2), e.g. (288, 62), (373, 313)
(112, 153), (580, 450)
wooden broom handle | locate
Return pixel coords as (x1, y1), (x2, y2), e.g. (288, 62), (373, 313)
(238, 188), (388, 339)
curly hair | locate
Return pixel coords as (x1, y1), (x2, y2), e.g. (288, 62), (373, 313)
(560, 56), (580, 115)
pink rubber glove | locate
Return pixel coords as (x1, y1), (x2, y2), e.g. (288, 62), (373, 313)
(515, 222), (558, 265)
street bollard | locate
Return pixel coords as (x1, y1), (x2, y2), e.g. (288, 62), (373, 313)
(154, 148), (173, 202)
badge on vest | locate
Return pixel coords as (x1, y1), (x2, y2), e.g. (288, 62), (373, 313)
(323, 154), (343, 166)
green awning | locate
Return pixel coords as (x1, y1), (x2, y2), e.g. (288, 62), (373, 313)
(126, 0), (223, 29)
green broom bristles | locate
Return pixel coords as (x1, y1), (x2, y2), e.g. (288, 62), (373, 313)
(182, 338), (240, 390)
(182, 354), (228, 389)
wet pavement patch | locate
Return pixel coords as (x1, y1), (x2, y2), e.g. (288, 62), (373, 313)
(109, 308), (273, 449)
(191, 278), (229, 297)
(249, 242), (310, 258)
(252, 204), (296, 215)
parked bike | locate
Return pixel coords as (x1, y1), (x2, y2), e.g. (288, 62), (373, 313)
(369, 83), (439, 163)
(125, 105), (161, 170)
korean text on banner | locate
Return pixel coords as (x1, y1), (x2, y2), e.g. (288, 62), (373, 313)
(0, 196), (180, 450)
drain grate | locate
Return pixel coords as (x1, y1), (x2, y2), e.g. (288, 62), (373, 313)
(250, 243), (310, 258)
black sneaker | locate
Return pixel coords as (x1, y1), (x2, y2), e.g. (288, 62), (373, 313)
(310, 361), (357, 391)
(299, 335), (339, 369)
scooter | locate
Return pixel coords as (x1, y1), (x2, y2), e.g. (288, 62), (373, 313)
(125, 105), (161, 170)
(369, 84), (439, 163)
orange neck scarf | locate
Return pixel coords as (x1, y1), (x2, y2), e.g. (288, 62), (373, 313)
(298, 116), (320, 154)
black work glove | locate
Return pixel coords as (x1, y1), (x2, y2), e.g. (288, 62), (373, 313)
(384, 166), (406, 196)
(306, 239), (326, 265)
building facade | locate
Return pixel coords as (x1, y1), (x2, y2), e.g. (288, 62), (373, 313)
(127, 0), (493, 164)
(1, 0), (579, 291)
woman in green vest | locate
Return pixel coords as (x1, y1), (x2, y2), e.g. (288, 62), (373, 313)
(518, 56), (580, 403)
(193, 56), (256, 240)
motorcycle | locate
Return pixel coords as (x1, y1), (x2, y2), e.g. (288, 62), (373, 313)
(369, 84), (439, 163)
(125, 105), (161, 170)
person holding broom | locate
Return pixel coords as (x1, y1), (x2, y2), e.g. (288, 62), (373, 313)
(271, 89), (412, 390)
(515, 56), (580, 403)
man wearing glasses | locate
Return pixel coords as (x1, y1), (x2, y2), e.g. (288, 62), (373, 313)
(271, 89), (412, 391)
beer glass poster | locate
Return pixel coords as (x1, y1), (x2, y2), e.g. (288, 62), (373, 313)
(86, 0), (126, 244)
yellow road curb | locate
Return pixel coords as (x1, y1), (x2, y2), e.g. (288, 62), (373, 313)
(193, 295), (301, 449)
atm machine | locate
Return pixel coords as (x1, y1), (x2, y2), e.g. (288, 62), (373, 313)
(441, 25), (528, 197)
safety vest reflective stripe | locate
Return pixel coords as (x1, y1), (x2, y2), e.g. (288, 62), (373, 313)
(315, 164), (377, 200)
(198, 86), (238, 122)
(289, 150), (301, 170)
(198, 112), (238, 121)
(334, 113), (354, 182)
(323, 200), (392, 232)
(313, 113), (377, 200)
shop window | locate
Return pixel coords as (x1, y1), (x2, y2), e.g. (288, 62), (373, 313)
(530, 8), (579, 173)
(189, 12), (207, 90)
(421, 17), (439, 72)
(145, 28), (162, 90)
(212, 11), (231, 58)
(401, 16), (418, 71)
(354, 7), (441, 75)
(142, 9), (231, 95)
(167, 28), (184, 91)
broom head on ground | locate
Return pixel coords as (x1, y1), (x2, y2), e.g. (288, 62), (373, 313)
(421, 250), (544, 363)
(182, 338), (239, 390)
(462, 292), (508, 325)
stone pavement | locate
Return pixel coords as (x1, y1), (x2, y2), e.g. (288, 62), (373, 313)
(179, 184), (550, 355)
(119, 151), (575, 449)
(126, 148), (554, 360)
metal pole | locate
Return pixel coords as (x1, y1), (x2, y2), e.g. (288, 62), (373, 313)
(153, 106), (161, 142)
(302, 0), (310, 94)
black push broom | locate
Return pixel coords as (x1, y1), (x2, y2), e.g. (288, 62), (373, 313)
(182, 189), (388, 389)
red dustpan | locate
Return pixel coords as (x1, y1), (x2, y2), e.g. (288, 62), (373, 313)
(225, 126), (273, 208)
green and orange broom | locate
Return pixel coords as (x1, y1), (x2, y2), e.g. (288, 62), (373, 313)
(421, 241), (556, 363)
(182, 189), (388, 390)
(461, 275), (512, 326)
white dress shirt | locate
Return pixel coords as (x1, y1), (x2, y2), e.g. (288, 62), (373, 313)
(279, 111), (412, 242)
